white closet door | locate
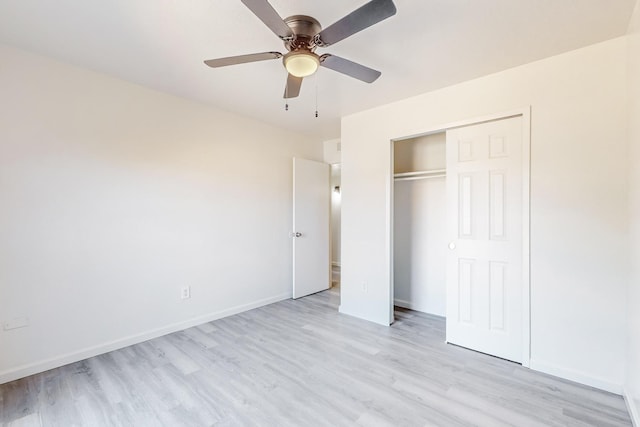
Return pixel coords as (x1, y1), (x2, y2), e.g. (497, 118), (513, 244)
(445, 116), (524, 363)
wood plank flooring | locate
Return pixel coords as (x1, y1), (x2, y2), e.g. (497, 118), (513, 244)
(1, 287), (632, 426)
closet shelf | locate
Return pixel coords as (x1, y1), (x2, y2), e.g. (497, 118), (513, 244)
(394, 169), (446, 181)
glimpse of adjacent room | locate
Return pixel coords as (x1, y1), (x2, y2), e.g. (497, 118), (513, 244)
(330, 163), (342, 290)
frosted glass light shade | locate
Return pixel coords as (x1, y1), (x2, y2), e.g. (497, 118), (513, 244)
(284, 51), (320, 78)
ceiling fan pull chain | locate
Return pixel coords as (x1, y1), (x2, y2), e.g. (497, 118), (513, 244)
(315, 73), (319, 118)
(285, 72), (289, 111)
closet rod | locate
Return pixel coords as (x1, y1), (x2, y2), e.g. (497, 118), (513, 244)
(395, 174), (446, 182)
(394, 169), (446, 178)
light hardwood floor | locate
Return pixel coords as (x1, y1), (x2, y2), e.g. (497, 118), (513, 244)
(0, 287), (632, 427)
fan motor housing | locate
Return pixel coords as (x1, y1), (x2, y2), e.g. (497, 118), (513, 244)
(283, 15), (321, 51)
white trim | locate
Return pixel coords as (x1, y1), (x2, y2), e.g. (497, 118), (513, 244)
(388, 139), (395, 324)
(529, 358), (622, 395)
(388, 107), (532, 366)
(625, 388), (640, 427)
(0, 292), (291, 385)
(521, 107), (532, 368)
(392, 108), (530, 143)
(292, 158), (298, 299)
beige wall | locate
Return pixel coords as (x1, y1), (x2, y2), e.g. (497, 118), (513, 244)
(341, 37), (628, 393)
(626, 1), (640, 422)
(0, 44), (322, 382)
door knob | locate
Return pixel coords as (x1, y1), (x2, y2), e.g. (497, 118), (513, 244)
(294, 232), (302, 237)
(448, 242), (456, 250)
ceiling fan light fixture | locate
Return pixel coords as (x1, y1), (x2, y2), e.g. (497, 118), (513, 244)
(284, 51), (320, 78)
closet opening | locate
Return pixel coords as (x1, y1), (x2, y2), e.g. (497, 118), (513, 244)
(392, 131), (447, 317)
(389, 110), (531, 365)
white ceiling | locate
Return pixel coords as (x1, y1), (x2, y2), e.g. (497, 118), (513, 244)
(0, 0), (636, 140)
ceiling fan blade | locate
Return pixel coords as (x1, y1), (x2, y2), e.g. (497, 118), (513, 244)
(241, 0), (293, 40)
(204, 52), (282, 68)
(316, 0), (396, 47)
(284, 74), (303, 98)
(320, 54), (381, 83)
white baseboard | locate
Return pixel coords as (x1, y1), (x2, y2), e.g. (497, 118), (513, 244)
(338, 303), (391, 326)
(624, 387), (640, 427)
(529, 358), (622, 395)
(0, 292), (291, 385)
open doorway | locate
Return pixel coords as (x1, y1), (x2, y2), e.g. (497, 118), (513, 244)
(324, 139), (342, 298)
(330, 163), (341, 291)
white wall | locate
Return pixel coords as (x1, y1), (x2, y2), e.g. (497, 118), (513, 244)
(323, 139), (341, 165)
(0, 44), (322, 383)
(341, 37), (628, 393)
(393, 178), (446, 315)
(394, 133), (447, 173)
(393, 133), (447, 316)
(626, 1), (640, 423)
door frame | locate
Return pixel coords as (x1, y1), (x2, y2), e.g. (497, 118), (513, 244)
(389, 107), (531, 367)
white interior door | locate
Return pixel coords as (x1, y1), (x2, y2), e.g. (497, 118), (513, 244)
(293, 158), (330, 299)
(446, 116), (524, 363)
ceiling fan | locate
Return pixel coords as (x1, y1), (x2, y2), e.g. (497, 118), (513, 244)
(204, 0), (397, 99)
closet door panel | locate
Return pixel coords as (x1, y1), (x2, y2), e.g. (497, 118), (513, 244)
(445, 116), (523, 363)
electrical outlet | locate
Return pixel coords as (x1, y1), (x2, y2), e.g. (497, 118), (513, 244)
(181, 286), (191, 300)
